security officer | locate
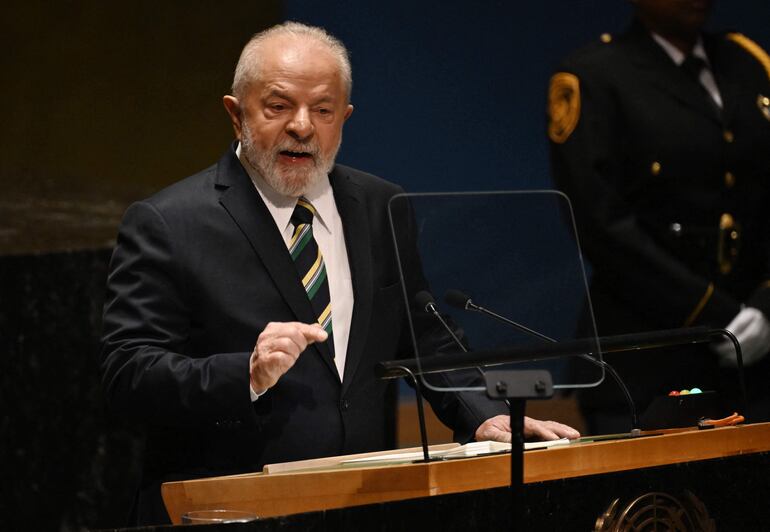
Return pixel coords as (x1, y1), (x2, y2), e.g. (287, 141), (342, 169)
(547, 0), (770, 434)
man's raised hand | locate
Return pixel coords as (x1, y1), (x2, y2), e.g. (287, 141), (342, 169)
(250, 321), (328, 393)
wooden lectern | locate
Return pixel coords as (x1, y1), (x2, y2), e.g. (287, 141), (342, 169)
(162, 423), (770, 529)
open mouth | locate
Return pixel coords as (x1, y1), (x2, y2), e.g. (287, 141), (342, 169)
(280, 150), (313, 159)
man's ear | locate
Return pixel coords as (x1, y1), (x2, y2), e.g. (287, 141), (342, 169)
(223, 95), (243, 139)
(343, 104), (354, 122)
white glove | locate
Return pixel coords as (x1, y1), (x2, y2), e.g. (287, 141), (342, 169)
(713, 307), (770, 367)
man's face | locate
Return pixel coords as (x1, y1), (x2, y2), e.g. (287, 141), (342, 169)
(635, 0), (713, 37)
(225, 36), (353, 197)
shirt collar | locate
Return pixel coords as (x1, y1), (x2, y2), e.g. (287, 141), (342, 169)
(651, 32), (710, 67)
(235, 142), (334, 234)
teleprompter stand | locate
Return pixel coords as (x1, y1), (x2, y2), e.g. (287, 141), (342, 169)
(389, 366), (553, 518)
(390, 365), (554, 524)
(484, 369), (553, 519)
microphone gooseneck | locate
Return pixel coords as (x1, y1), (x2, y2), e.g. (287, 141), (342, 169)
(414, 291), (494, 391)
(445, 289), (555, 344)
(414, 291), (468, 354)
(444, 289), (640, 432)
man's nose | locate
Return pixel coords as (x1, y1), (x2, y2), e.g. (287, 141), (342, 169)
(286, 107), (314, 140)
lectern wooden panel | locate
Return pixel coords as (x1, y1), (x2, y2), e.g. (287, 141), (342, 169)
(162, 423), (770, 525)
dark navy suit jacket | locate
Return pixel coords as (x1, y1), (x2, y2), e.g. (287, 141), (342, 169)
(100, 145), (504, 525)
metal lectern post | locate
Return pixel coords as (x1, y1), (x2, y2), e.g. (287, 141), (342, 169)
(484, 369), (554, 523)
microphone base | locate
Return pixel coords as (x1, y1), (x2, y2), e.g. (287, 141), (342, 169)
(639, 390), (721, 431)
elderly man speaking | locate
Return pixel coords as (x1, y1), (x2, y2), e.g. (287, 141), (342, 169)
(101, 22), (578, 525)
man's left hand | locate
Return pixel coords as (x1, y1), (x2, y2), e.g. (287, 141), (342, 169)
(475, 415), (580, 443)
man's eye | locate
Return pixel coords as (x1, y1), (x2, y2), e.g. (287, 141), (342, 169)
(317, 108), (331, 115)
(270, 103), (286, 111)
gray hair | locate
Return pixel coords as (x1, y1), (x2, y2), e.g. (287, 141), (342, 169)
(231, 21), (352, 101)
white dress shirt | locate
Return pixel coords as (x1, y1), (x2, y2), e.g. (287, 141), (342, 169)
(236, 144), (355, 393)
(651, 32), (723, 109)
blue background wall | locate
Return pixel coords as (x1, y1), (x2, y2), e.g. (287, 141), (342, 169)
(286, 1), (770, 193)
(283, 0), (770, 386)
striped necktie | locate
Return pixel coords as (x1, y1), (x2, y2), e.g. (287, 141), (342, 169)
(289, 197), (334, 357)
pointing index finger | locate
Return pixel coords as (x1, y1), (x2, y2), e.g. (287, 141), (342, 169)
(297, 322), (329, 343)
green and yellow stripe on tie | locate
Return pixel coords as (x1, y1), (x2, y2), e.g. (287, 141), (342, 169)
(318, 302), (333, 334)
(289, 224), (313, 259)
(290, 197), (335, 358)
(296, 198), (317, 217)
(302, 249), (328, 300)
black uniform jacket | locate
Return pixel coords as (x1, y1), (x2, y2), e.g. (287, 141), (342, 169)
(100, 145), (504, 524)
(548, 20), (770, 413)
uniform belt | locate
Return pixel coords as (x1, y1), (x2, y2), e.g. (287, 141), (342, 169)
(655, 216), (741, 275)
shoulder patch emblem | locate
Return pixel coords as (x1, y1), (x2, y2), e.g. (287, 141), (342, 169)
(726, 32), (770, 82)
(548, 72), (581, 144)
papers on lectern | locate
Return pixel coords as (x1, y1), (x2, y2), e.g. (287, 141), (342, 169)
(340, 438), (570, 466)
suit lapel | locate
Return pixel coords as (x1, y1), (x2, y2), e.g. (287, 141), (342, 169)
(215, 147), (339, 379)
(330, 168), (374, 393)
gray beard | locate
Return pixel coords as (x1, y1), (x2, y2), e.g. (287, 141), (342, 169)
(241, 122), (340, 197)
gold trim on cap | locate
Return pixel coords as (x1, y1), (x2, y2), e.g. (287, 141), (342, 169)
(684, 283), (714, 326)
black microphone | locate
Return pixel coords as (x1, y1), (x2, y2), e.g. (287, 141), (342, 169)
(415, 290), (438, 314)
(445, 288), (640, 432)
(414, 291), (497, 397)
(446, 289), (554, 343)
(415, 290), (468, 354)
